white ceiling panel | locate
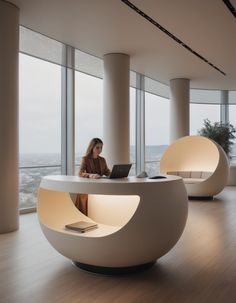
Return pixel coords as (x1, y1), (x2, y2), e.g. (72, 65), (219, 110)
(10, 0), (236, 89)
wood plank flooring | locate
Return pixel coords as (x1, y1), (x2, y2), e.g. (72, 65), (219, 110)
(0, 187), (236, 303)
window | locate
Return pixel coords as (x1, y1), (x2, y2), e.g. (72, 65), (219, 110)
(75, 72), (103, 173)
(190, 104), (220, 135)
(145, 92), (170, 176)
(19, 54), (61, 209)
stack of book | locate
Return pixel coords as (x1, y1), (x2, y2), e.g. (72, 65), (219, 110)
(65, 221), (98, 233)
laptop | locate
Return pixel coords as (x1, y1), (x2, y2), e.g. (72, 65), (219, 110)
(102, 164), (132, 179)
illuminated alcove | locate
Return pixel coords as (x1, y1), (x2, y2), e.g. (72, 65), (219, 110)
(160, 136), (229, 197)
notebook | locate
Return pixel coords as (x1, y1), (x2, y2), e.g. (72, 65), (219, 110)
(65, 221), (98, 233)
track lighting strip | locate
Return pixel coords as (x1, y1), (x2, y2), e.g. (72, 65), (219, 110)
(121, 0), (226, 76)
(222, 0), (236, 18)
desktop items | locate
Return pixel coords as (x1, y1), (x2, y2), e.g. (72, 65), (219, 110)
(65, 221), (98, 233)
(149, 176), (166, 179)
(136, 171), (167, 179)
(136, 171), (148, 178)
(108, 164), (132, 179)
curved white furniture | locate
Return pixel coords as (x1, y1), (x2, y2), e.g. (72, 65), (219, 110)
(160, 136), (229, 198)
(38, 175), (188, 273)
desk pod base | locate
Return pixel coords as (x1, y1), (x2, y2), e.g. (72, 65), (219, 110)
(38, 175), (188, 270)
(73, 261), (156, 275)
(189, 196), (213, 200)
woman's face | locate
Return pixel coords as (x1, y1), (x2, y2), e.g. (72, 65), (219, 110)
(93, 143), (103, 157)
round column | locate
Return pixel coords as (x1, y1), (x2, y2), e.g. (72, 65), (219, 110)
(0, 1), (19, 233)
(103, 53), (130, 167)
(170, 78), (190, 142)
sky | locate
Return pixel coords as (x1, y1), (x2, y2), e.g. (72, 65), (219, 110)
(19, 53), (236, 155)
(19, 54), (61, 154)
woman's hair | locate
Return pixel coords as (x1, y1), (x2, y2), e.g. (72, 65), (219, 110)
(86, 138), (103, 156)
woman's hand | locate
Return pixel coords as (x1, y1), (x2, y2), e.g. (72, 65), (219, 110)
(89, 174), (100, 179)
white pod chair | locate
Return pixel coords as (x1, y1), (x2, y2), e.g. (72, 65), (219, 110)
(38, 175), (188, 274)
(160, 136), (229, 198)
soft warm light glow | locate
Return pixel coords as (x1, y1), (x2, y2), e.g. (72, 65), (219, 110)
(160, 136), (219, 173)
(88, 195), (140, 227)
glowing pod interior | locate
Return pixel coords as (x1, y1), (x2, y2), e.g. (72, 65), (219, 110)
(160, 136), (229, 197)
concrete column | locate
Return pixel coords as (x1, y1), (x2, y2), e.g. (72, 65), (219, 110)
(170, 78), (190, 142)
(103, 53), (130, 167)
(0, 1), (19, 233)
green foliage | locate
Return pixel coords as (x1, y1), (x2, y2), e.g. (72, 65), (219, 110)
(198, 119), (236, 157)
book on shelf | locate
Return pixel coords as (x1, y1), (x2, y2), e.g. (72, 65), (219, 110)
(65, 221), (98, 233)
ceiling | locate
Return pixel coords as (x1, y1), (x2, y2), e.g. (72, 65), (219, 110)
(9, 0), (236, 89)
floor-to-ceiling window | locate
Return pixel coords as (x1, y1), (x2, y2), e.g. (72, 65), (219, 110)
(74, 72), (103, 174)
(145, 93), (170, 176)
(190, 104), (221, 135)
(19, 53), (61, 209)
(190, 89), (221, 135)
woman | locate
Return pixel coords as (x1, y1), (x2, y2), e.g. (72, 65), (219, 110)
(75, 138), (110, 215)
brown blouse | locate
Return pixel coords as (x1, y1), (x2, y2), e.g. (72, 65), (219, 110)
(93, 158), (101, 175)
(79, 155), (110, 178)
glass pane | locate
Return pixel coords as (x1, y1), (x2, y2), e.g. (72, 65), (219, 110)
(190, 104), (220, 135)
(145, 77), (170, 99)
(20, 26), (66, 67)
(190, 89), (221, 104)
(74, 49), (103, 79)
(20, 166), (61, 209)
(229, 91), (236, 104)
(130, 71), (136, 88)
(75, 72), (103, 173)
(19, 53), (61, 209)
(145, 92), (170, 176)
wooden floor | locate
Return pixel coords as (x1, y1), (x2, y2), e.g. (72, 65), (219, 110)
(1, 187), (236, 303)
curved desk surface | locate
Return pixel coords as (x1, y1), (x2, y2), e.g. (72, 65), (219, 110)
(38, 175), (188, 270)
(40, 174), (182, 194)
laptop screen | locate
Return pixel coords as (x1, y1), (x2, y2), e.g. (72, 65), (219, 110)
(109, 164), (132, 179)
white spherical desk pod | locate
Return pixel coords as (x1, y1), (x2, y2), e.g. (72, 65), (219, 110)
(160, 136), (229, 199)
(38, 175), (188, 274)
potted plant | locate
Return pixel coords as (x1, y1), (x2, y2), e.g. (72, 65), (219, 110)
(198, 119), (236, 158)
